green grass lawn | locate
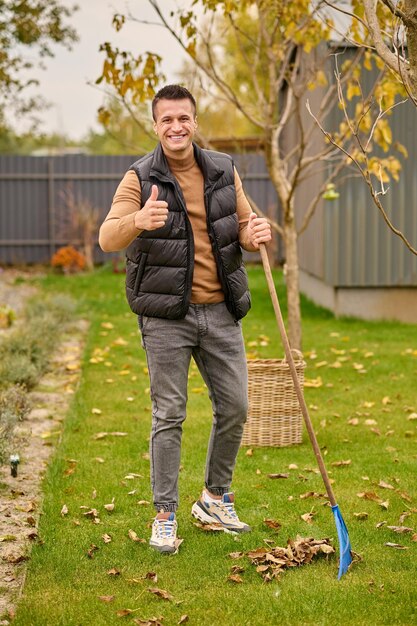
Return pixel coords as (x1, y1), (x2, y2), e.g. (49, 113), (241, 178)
(10, 265), (417, 625)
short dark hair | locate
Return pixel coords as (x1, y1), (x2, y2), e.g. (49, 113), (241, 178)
(152, 84), (197, 121)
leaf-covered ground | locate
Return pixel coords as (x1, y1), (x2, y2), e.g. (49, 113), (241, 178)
(7, 265), (417, 626)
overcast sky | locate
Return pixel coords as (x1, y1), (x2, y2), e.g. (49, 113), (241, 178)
(25, 1), (189, 139)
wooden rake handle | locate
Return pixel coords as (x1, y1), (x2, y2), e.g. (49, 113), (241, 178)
(259, 243), (337, 507)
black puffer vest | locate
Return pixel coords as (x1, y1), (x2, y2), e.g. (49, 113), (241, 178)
(125, 142), (251, 320)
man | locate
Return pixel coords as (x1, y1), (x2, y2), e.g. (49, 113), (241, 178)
(99, 84), (271, 554)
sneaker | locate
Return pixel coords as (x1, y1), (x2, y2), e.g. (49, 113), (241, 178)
(149, 513), (178, 554)
(191, 491), (251, 533)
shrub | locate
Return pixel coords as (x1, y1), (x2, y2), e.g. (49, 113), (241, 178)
(51, 245), (86, 274)
(0, 294), (77, 390)
(0, 304), (16, 329)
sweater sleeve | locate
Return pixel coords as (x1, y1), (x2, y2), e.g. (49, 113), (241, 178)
(98, 170), (143, 252)
(235, 168), (257, 252)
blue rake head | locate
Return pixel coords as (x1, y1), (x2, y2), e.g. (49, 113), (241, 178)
(331, 504), (352, 579)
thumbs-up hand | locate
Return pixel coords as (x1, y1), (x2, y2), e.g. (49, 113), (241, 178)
(246, 212), (272, 249)
(135, 184), (169, 231)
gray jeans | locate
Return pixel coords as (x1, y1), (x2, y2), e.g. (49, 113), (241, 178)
(139, 302), (248, 513)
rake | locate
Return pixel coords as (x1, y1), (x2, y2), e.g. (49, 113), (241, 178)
(259, 243), (352, 579)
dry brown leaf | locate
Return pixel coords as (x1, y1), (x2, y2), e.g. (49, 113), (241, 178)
(133, 619), (164, 626)
(267, 473), (289, 479)
(386, 526), (414, 534)
(148, 587), (174, 601)
(246, 536), (334, 581)
(61, 504), (69, 516)
(228, 551), (244, 559)
(263, 518), (282, 531)
(104, 498), (115, 512)
(357, 492), (383, 503)
(193, 521), (224, 532)
(98, 595), (115, 603)
(396, 490), (412, 503)
(107, 567), (121, 576)
(378, 480), (395, 490)
(178, 616), (189, 625)
(384, 542), (409, 550)
(128, 529), (146, 543)
(354, 512), (369, 520)
(144, 571), (158, 582)
(246, 449), (253, 456)
(331, 460), (351, 467)
(102, 533), (112, 544)
(230, 565), (245, 574)
(299, 491), (325, 500)
(228, 574), (243, 583)
(117, 608), (134, 617)
(87, 544), (99, 558)
(301, 512), (315, 525)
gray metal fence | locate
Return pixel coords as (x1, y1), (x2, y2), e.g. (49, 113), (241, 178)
(0, 153), (278, 265)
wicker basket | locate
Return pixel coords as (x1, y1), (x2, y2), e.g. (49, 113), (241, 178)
(242, 352), (306, 447)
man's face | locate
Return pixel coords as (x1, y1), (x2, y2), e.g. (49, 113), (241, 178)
(153, 98), (197, 157)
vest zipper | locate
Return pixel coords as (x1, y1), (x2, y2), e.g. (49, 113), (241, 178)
(204, 182), (238, 320)
(156, 174), (194, 319)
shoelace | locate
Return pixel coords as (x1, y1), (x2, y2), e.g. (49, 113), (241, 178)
(214, 500), (238, 520)
(154, 519), (176, 539)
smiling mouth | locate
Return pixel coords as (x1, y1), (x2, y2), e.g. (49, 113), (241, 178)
(168, 135), (186, 141)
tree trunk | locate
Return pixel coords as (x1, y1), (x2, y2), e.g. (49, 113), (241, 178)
(283, 216), (302, 351)
(265, 131), (303, 351)
(404, 0), (417, 99)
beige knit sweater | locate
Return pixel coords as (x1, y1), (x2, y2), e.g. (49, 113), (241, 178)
(99, 151), (256, 304)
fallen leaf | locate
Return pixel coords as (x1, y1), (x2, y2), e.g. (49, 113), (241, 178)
(144, 572), (158, 582)
(102, 533), (112, 544)
(179, 616), (189, 624)
(378, 481), (395, 490)
(87, 544), (99, 558)
(228, 551), (244, 559)
(246, 449), (253, 456)
(386, 526), (414, 534)
(148, 587), (174, 601)
(104, 498), (115, 512)
(267, 473), (289, 479)
(263, 519), (282, 531)
(331, 459), (351, 467)
(246, 536), (335, 581)
(304, 377), (323, 388)
(128, 529), (146, 543)
(107, 567), (121, 576)
(384, 543), (408, 550)
(357, 492), (383, 504)
(354, 512), (369, 520)
(117, 608), (134, 617)
(228, 574), (243, 583)
(91, 408), (102, 415)
(299, 491), (326, 500)
(193, 521), (223, 532)
(301, 512), (315, 524)
(288, 463), (298, 470)
(60, 504), (69, 516)
(98, 595), (115, 603)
